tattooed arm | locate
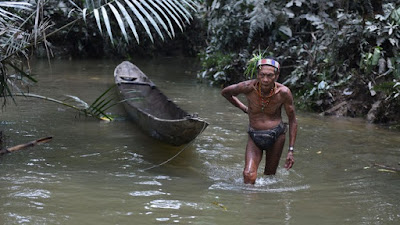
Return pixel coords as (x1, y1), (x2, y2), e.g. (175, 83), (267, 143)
(221, 80), (254, 114)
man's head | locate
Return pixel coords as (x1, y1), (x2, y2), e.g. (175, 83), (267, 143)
(256, 58), (280, 87)
(256, 58), (280, 75)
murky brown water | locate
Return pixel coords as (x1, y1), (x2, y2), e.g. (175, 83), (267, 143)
(1, 58), (399, 224)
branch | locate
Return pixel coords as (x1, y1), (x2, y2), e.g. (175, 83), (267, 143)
(374, 163), (400, 172)
(0, 136), (53, 155)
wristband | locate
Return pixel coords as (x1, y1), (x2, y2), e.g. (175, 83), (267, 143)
(288, 146), (294, 152)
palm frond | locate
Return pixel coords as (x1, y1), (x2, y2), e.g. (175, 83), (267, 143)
(86, 85), (117, 119)
(132, 0), (164, 41)
(109, 3), (128, 42)
(1, 1), (53, 62)
(101, 5), (114, 44)
(157, 0), (184, 32)
(124, 0), (154, 42)
(80, 0), (198, 43)
(182, 0), (198, 12)
(2, 27), (31, 57)
(1, 0), (198, 106)
(68, 0), (82, 11)
(164, 0), (193, 24)
(146, 0), (176, 37)
(115, 0), (140, 43)
(4, 61), (37, 83)
(93, 8), (103, 34)
(10, 85), (134, 121)
(0, 63), (9, 100)
(140, 1), (172, 38)
(0, 1), (35, 105)
(0, 1), (31, 10)
(82, 8), (88, 23)
(16, 93), (83, 110)
(33, 0), (42, 46)
(65, 95), (89, 109)
(0, 1), (31, 22)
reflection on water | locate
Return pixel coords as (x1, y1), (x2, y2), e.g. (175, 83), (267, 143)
(1, 58), (399, 224)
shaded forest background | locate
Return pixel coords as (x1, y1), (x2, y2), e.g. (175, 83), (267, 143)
(2, 0), (400, 126)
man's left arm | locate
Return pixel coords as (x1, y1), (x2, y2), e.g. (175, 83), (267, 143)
(283, 88), (297, 170)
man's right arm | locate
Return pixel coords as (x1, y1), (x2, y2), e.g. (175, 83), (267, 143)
(221, 82), (250, 113)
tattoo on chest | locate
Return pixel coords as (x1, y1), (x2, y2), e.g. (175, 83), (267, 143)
(255, 82), (276, 112)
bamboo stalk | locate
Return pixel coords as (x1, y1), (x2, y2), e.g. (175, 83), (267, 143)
(0, 136), (52, 155)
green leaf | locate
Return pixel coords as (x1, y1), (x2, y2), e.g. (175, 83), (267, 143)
(108, 3), (128, 42)
(372, 47), (381, 66)
(294, 0), (304, 7)
(244, 51), (266, 79)
(156, 0), (184, 32)
(4, 61), (37, 83)
(82, 8), (88, 23)
(318, 80), (327, 90)
(132, 0), (164, 41)
(101, 6), (114, 44)
(169, 0), (193, 22)
(0, 5), (28, 21)
(124, 0), (154, 42)
(140, 0), (172, 39)
(162, 0), (190, 24)
(0, 1), (31, 10)
(93, 8), (103, 34)
(391, 6), (400, 25)
(146, 0), (176, 37)
(180, 0), (198, 12)
(279, 25), (292, 37)
(115, 0), (140, 44)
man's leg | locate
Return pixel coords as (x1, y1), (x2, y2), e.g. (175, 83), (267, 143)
(243, 136), (263, 184)
(264, 133), (286, 175)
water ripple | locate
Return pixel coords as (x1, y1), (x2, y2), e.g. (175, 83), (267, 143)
(129, 190), (168, 197)
(135, 180), (162, 186)
(209, 181), (310, 193)
(11, 188), (51, 199)
(147, 200), (198, 210)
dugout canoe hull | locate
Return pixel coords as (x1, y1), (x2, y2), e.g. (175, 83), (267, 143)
(114, 61), (208, 146)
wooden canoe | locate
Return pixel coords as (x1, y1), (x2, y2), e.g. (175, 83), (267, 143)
(114, 61), (208, 146)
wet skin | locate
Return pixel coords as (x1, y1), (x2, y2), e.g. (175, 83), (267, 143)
(221, 66), (298, 184)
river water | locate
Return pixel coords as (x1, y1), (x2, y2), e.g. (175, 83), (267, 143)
(1, 58), (399, 224)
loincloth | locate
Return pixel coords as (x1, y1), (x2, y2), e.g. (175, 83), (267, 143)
(248, 121), (287, 150)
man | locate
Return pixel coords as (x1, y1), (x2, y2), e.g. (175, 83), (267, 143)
(221, 58), (297, 184)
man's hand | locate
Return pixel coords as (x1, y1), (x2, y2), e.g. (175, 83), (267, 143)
(284, 151), (294, 170)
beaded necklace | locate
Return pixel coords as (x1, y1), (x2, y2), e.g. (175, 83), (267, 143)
(256, 82), (276, 112)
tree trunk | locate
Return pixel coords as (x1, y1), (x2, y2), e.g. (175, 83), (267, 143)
(367, 100), (382, 123)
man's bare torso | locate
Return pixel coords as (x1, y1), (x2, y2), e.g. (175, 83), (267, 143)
(241, 79), (289, 130)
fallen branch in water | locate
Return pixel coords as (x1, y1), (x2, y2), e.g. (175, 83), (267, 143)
(11, 85), (133, 121)
(0, 137), (53, 156)
(374, 163), (400, 172)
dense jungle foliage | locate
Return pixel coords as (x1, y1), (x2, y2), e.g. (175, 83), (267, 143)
(198, 0), (400, 124)
(1, 0), (399, 125)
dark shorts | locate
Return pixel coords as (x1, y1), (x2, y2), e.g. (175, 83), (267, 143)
(248, 122), (287, 150)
